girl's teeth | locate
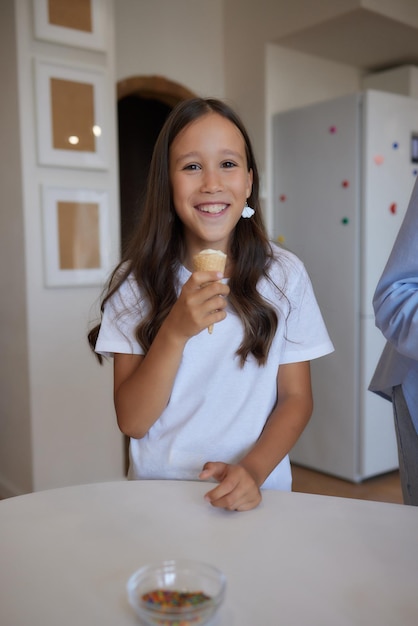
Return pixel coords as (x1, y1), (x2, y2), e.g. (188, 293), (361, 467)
(199, 204), (226, 214)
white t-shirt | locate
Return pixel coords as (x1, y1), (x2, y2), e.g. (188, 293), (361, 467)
(96, 245), (334, 490)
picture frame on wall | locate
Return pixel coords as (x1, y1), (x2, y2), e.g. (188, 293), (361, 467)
(35, 59), (108, 169)
(33, 0), (108, 51)
(41, 185), (112, 287)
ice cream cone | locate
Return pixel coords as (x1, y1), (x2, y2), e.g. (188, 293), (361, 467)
(193, 249), (227, 333)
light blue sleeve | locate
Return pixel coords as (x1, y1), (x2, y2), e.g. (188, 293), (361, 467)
(373, 177), (418, 361)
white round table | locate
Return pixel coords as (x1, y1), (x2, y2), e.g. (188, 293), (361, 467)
(1, 479), (417, 625)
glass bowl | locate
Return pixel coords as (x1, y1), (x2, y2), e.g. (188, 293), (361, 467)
(126, 559), (226, 625)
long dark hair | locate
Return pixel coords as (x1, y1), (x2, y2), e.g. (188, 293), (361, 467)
(88, 97), (278, 365)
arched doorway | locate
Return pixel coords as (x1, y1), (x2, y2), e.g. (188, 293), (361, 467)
(117, 75), (196, 254)
(116, 76), (196, 473)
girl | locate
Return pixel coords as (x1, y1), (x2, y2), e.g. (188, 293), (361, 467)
(88, 97), (334, 511)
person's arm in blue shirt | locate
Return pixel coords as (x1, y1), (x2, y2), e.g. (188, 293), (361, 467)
(373, 178), (418, 361)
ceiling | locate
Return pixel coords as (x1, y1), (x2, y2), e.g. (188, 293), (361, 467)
(276, 8), (418, 72)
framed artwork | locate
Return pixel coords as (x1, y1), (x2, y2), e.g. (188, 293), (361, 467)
(33, 0), (107, 51)
(35, 59), (108, 169)
(41, 185), (112, 287)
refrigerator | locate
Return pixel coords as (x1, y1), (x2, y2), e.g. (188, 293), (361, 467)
(273, 90), (418, 481)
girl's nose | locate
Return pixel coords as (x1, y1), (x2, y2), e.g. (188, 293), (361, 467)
(200, 169), (222, 193)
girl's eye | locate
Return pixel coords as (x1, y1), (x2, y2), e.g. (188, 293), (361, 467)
(221, 161), (236, 168)
(183, 163), (200, 171)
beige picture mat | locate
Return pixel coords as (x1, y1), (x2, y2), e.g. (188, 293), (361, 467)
(33, 0), (106, 51)
(36, 59), (107, 168)
(48, 0), (93, 33)
(51, 78), (96, 152)
(42, 185), (110, 286)
(57, 200), (101, 270)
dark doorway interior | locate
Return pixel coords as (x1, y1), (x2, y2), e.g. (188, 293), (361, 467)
(118, 95), (172, 254)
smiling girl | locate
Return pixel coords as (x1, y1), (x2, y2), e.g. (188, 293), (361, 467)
(88, 98), (333, 511)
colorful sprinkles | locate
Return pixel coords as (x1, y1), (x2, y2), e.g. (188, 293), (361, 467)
(141, 589), (212, 624)
(142, 589), (210, 608)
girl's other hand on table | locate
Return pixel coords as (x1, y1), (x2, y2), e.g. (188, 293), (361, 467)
(199, 462), (261, 511)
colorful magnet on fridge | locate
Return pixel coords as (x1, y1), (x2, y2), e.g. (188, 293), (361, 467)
(413, 169), (418, 176)
(392, 142), (399, 149)
(374, 155), (384, 165)
(279, 194), (287, 202)
(277, 235), (285, 245)
(341, 180), (349, 188)
(390, 203), (397, 214)
(341, 217), (349, 225)
(329, 125), (337, 134)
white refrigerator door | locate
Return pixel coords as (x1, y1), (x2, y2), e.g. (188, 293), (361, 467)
(273, 93), (362, 480)
(273, 91), (416, 481)
(360, 316), (399, 477)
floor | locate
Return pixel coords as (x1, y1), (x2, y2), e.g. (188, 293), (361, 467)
(291, 463), (403, 504)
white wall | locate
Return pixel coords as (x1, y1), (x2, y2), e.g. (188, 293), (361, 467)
(0, 0), (33, 496)
(0, 0), (125, 497)
(114, 0), (225, 97)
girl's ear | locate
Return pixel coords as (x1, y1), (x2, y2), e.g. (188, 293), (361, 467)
(246, 168), (254, 199)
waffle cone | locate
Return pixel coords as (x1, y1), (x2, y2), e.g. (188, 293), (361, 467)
(193, 249), (227, 333)
(193, 249), (227, 273)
